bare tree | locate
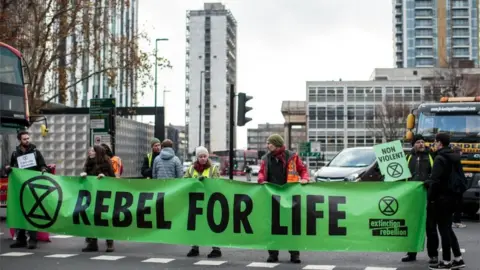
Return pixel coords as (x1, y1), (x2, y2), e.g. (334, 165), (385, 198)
(367, 100), (411, 142)
(0, 0), (171, 113)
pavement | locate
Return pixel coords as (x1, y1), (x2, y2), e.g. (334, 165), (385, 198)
(0, 218), (478, 270)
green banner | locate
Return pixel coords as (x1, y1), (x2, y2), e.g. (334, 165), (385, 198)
(7, 168), (426, 252)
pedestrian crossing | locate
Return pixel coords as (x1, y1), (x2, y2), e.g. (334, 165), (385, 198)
(0, 251), (405, 269)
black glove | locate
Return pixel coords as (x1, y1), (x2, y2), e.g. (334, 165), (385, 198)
(198, 176), (205, 181)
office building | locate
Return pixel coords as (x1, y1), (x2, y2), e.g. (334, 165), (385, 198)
(48, 0), (139, 108)
(394, 0), (479, 68)
(165, 124), (187, 162)
(306, 68), (448, 167)
(247, 123), (306, 153)
(185, 2), (237, 153)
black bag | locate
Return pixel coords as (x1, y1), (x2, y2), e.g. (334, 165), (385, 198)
(448, 161), (468, 195)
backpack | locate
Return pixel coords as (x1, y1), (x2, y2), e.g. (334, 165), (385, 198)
(447, 160), (468, 195)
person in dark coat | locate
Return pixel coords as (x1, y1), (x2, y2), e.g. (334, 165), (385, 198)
(427, 133), (465, 269)
(7, 131), (47, 250)
(401, 134), (438, 264)
(80, 145), (116, 253)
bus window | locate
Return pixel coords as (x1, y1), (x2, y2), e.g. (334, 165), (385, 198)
(0, 47), (23, 85)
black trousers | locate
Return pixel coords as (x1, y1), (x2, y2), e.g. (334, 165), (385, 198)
(407, 202), (439, 258)
(268, 250), (299, 257)
(16, 229), (37, 242)
(434, 197), (462, 261)
(452, 195), (463, 223)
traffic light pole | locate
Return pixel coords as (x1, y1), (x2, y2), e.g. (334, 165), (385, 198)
(229, 84), (235, 180)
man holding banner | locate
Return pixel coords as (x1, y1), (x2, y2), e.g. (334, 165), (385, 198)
(400, 134), (438, 265)
(258, 134), (309, 264)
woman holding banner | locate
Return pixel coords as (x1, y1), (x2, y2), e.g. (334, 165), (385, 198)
(184, 146), (222, 258)
(80, 145), (116, 252)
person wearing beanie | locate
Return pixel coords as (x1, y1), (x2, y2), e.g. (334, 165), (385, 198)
(183, 145), (222, 258)
(401, 134), (437, 263)
(258, 133), (309, 264)
(152, 139), (183, 179)
(141, 137), (161, 178)
(427, 133), (465, 269)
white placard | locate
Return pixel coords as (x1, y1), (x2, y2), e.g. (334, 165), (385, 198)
(17, 153), (37, 169)
(90, 119), (105, 129)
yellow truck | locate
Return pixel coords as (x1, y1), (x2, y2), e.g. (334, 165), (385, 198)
(406, 96), (480, 217)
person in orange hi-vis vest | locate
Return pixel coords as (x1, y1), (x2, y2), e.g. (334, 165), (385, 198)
(257, 134), (309, 264)
(101, 143), (123, 177)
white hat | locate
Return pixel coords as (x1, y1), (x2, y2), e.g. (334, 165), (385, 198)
(195, 146), (209, 157)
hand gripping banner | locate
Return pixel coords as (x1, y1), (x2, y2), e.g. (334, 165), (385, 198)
(7, 168), (426, 252)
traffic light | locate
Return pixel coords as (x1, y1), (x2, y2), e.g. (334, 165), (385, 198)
(237, 92), (252, 126)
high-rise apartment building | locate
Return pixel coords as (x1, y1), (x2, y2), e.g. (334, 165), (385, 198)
(185, 3), (237, 153)
(394, 0), (479, 68)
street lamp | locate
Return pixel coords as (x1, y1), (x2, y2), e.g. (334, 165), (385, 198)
(154, 38), (168, 109)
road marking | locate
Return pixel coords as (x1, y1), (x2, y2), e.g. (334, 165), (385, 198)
(194, 260), (227, 266)
(0, 252), (33, 257)
(45, 254), (78, 258)
(0, 232), (4, 236)
(50, 235), (74, 239)
(303, 265), (336, 270)
(364, 267), (397, 270)
(438, 248), (465, 253)
(247, 262), (279, 268)
(90, 255), (125, 261)
(142, 258), (175, 263)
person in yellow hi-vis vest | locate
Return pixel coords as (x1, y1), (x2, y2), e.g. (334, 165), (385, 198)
(401, 134), (437, 264)
(141, 138), (161, 178)
(184, 146), (222, 258)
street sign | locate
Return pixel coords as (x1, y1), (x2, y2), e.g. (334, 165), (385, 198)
(299, 142), (311, 155)
(89, 98), (115, 132)
(89, 98), (115, 147)
(373, 140), (412, 182)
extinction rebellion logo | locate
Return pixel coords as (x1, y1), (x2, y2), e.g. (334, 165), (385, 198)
(20, 175), (63, 229)
(368, 196), (408, 237)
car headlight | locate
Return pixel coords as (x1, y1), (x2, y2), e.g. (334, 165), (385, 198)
(345, 173), (360, 182)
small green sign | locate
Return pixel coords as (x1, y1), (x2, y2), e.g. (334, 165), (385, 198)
(373, 140), (412, 182)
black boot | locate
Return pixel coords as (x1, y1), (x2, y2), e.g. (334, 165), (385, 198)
(207, 249), (222, 258)
(187, 247), (199, 257)
(290, 253), (301, 264)
(10, 240), (27, 248)
(27, 239), (37, 250)
(82, 238), (98, 252)
(106, 240), (114, 252)
(267, 255), (278, 263)
(401, 254), (416, 262)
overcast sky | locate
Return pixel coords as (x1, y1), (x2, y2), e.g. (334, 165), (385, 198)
(137, 0), (394, 149)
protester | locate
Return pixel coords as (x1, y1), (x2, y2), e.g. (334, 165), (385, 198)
(80, 145), (116, 252)
(257, 134), (309, 264)
(141, 138), (161, 178)
(401, 134), (438, 264)
(152, 139), (183, 179)
(101, 143), (123, 178)
(7, 131), (48, 250)
(427, 133), (465, 269)
(184, 146), (222, 258)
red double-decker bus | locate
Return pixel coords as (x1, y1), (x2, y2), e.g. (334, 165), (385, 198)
(212, 149), (258, 176)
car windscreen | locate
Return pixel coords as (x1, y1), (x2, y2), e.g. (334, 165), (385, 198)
(328, 148), (376, 168)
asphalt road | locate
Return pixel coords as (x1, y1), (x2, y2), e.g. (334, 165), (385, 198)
(0, 219), (478, 270)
